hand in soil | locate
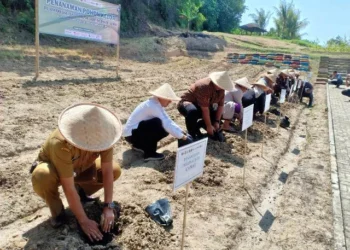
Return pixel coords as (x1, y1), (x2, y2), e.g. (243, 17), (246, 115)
(214, 122), (220, 131)
(102, 207), (115, 233)
(207, 125), (215, 136)
(79, 218), (103, 242)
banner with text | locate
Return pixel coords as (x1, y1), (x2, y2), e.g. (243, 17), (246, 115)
(39, 0), (120, 44)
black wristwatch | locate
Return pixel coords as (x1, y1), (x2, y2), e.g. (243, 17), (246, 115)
(103, 202), (116, 209)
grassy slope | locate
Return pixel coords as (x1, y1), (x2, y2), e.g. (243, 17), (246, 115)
(2, 18), (350, 62)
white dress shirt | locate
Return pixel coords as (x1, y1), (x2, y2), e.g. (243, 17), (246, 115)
(224, 86), (244, 120)
(253, 86), (264, 98)
(123, 97), (184, 139)
(224, 86), (243, 105)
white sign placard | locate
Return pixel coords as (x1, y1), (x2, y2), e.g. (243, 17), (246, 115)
(264, 94), (271, 113)
(242, 104), (254, 131)
(280, 89), (286, 103)
(174, 138), (208, 191)
(297, 79), (302, 88)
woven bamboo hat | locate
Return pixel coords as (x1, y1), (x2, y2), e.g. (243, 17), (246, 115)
(252, 79), (270, 91)
(267, 68), (280, 75)
(281, 69), (290, 77)
(209, 71), (234, 91)
(149, 83), (181, 101)
(264, 72), (277, 83)
(234, 77), (251, 90)
(58, 103), (122, 152)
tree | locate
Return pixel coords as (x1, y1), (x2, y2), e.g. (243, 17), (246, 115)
(273, 0), (308, 39)
(159, 0), (181, 28)
(178, 0), (204, 32)
(327, 36), (349, 46)
(200, 0), (219, 31)
(249, 8), (272, 30)
(217, 0), (246, 32)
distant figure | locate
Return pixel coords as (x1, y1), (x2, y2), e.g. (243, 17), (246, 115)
(242, 79), (272, 116)
(341, 75), (350, 99)
(222, 77), (251, 132)
(329, 71), (343, 88)
(341, 89), (350, 99)
(261, 70), (278, 92)
(299, 81), (314, 107)
(274, 69), (290, 97)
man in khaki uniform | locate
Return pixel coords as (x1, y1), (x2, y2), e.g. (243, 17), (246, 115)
(31, 103), (122, 243)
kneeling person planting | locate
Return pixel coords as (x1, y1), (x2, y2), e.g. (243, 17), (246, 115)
(31, 103), (123, 242)
(177, 71), (234, 140)
(123, 83), (193, 162)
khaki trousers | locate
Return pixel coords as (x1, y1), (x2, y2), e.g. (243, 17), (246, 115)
(31, 158), (121, 218)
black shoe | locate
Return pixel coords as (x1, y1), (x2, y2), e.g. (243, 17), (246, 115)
(50, 207), (66, 228)
(144, 153), (165, 162)
(76, 185), (99, 204)
(132, 146), (144, 154)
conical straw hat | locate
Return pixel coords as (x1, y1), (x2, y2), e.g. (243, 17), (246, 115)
(264, 72), (277, 83)
(281, 69), (290, 76)
(234, 77), (251, 90)
(267, 68), (280, 75)
(58, 103), (122, 152)
(149, 83), (181, 101)
(209, 71), (234, 91)
(252, 79), (270, 91)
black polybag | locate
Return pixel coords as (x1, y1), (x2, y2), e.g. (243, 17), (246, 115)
(280, 116), (290, 128)
(210, 130), (225, 142)
(178, 135), (194, 148)
(145, 198), (173, 227)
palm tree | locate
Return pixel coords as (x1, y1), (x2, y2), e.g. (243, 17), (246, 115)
(274, 0), (308, 39)
(249, 8), (272, 30)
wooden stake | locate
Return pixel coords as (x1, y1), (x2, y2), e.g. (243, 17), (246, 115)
(243, 129), (248, 187)
(181, 183), (190, 250)
(35, 0), (40, 78)
(116, 42), (120, 77)
(278, 104), (282, 133)
(261, 113), (267, 156)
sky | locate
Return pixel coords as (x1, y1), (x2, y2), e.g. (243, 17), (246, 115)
(241, 0), (350, 45)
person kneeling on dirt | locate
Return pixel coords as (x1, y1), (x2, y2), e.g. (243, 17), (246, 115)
(177, 71), (234, 140)
(123, 83), (193, 162)
(299, 81), (314, 107)
(346, 74), (350, 87)
(242, 79), (272, 116)
(261, 70), (279, 104)
(328, 71), (343, 88)
(31, 103), (123, 241)
(342, 75), (350, 99)
(222, 77), (251, 132)
(262, 70), (278, 92)
(274, 69), (290, 97)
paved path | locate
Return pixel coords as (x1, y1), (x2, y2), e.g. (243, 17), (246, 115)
(329, 84), (350, 249)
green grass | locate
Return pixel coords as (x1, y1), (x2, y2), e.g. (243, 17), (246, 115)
(0, 49), (24, 60)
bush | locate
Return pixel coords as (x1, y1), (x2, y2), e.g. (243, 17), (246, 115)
(16, 9), (35, 33)
(0, 2), (6, 14)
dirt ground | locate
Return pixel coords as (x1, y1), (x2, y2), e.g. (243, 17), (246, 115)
(0, 34), (333, 249)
